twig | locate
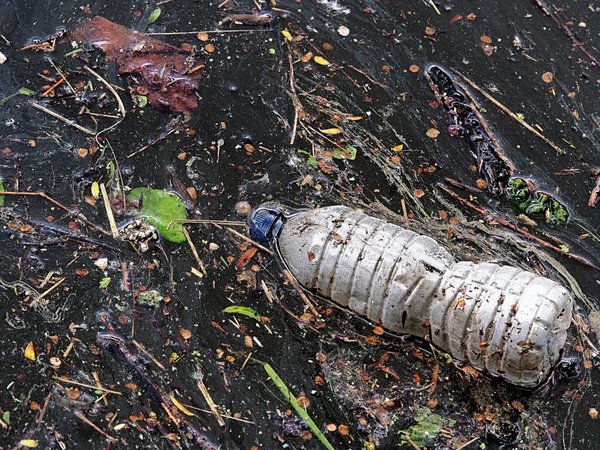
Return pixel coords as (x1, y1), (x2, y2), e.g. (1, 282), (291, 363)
(438, 183), (599, 270)
(450, 69), (565, 155)
(401, 431), (422, 450)
(40, 77), (65, 97)
(0, 191), (111, 236)
(127, 127), (177, 158)
(147, 29), (272, 35)
(225, 227), (274, 255)
(53, 376), (122, 395)
(131, 340), (166, 370)
(286, 42), (301, 145)
(531, 0), (599, 67)
(426, 0), (441, 15)
(29, 277), (65, 311)
(84, 66), (126, 118)
(183, 404), (254, 423)
(456, 436), (480, 450)
(30, 102), (96, 136)
(92, 371), (109, 406)
(196, 378), (226, 427)
(176, 219), (246, 226)
(47, 58), (75, 94)
(100, 183), (119, 238)
(282, 269), (320, 317)
(183, 226), (207, 276)
(74, 411), (117, 441)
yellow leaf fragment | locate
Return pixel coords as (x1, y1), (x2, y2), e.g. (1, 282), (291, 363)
(169, 394), (196, 417)
(320, 128), (342, 135)
(19, 440), (38, 448)
(426, 128), (440, 138)
(313, 55), (331, 66)
(300, 51), (313, 63)
(391, 144), (404, 152)
(345, 115), (363, 121)
(91, 181), (100, 199)
(24, 341), (35, 361)
(281, 29), (293, 42)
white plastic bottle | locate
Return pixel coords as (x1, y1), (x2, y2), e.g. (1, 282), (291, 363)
(248, 203), (573, 388)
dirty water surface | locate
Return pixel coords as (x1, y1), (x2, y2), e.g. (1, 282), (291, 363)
(0, 0), (599, 449)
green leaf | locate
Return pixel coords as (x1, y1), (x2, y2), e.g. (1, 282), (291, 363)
(332, 145), (357, 160)
(127, 188), (187, 243)
(223, 305), (261, 321)
(258, 360), (335, 450)
(99, 277), (111, 289)
(0, 178), (4, 207)
(148, 8), (161, 24)
(400, 408), (455, 447)
(2, 411), (9, 425)
(133, 95), (148, 108)
(17, 87), (35, 96)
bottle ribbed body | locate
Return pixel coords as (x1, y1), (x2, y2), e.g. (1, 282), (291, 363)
(276, 205), (573, 387)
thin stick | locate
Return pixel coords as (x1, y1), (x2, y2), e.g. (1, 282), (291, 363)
(127, 127), (177, 158)
(282, 269), (320, 317)
(225, 227), (274, 255)
(47, 58), (75, 94)
(451, 69), (565, 155)
(40, 77), (65, 97)
(286, 42), (300, 145)
(146, 29), (272, 36)
(100, 183), (119, 238)
(183, 404), (254, 423)
(92, 371), (109, 406)
(176, 219), (246, 226)
(131, 340), (166, 371)
(30, 102), (96, 136)
(426, 0), (441, 15)
(34, 277), (65, 304)
(0, 191), (111, 236)
(84, 66), (126, 118)
(438, 183), (599, 269)
(74, 411), (117, 441)
(456, 437), (480, 450)
(196, 378), (226, 427)
(183, 226), (207, 276)
(53, 376), (122, 395)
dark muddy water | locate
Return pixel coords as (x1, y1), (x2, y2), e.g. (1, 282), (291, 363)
(1, 0), (599, 449)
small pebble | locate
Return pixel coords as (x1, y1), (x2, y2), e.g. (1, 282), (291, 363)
(235, 201), (252, 217)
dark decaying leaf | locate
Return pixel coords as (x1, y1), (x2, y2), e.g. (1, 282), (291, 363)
(70, 16), (204, 116)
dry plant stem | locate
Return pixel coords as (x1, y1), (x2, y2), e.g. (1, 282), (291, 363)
(0, 191), (111, 236)
(532, 0), (600, 67)
(225, 226), (274, 255)
(127, 128), (177, 158)
(438, 183), (599, 270)
(183, 226), (207, 276)
(176, 219), (246, 226)
(450, 69), (565, 155)
(84, 66), (126, 118)
(282, 269), (320, 316)
(456, 437), (480, 450)
(147, 29), (271, 35)
(47, 58), (75, 93)
(29, 277), (65, 309)
(30, 102), (96, 135)
(53, 376), (123, 395)
(427, 0), (441, 15)
(131, 340), (166, 370)
(286, 42), (301, 145)
(196, 378), (226, 427)
(40, 77), (65, 97)
(92, 371), (109, 406)
(588, 175), (600, 207)
(100, 183), (119, 238)
(74, 411), (117, 442)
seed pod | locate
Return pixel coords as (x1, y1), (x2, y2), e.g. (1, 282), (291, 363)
(248, 204), (573, 387)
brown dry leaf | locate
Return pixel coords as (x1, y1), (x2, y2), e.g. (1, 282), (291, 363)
(424, 26), (436, 36)
(466, 12), (477, 21)
(541, 72), (554, 83)
(373, 326), (384, 336)
(75, 268), (89, 276)
(480, 35), (493, 44)
(338, 424), (350, 436)
(170, 394), (196, 416)
(317, 160), (334, 174)
(236, 247), (258, 269)
(322, 42), (333, 51)
(24, 341), (36, 361)
(179, 328), (192, 340)
(382, 64), (392, 73)
(296, 394), (310, 408)
(197, 32), (209, 41)
(300, 51), (313, 63)
(449, 15), (463, 24)
(204, 43), (215, 53)
(408, 64), (420, 73)
(313, 55), (331, 66)
(475, 178), (488, 189)
(426, 128), (440, 138)
(66, 387), (81, 400)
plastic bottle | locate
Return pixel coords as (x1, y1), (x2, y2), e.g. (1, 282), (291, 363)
(248, 203), (573, 388)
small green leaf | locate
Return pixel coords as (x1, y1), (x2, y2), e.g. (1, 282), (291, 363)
(332, 145), (357, 160)
(64, 48), (84, 57)
(258, 360), (335, 450)
(2, 411), (9, 425)
(223, 305), (261, 321)
(307, 155), (318, 168)
(148, 8), (161, 24)
(127, 188), (187, 243)
(0, 178), (5, 207)
(133, 95), (148, 108)
(17, 87), (36, 96)
(99, 277), (111, 289)
(268, 48), (276, 55)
